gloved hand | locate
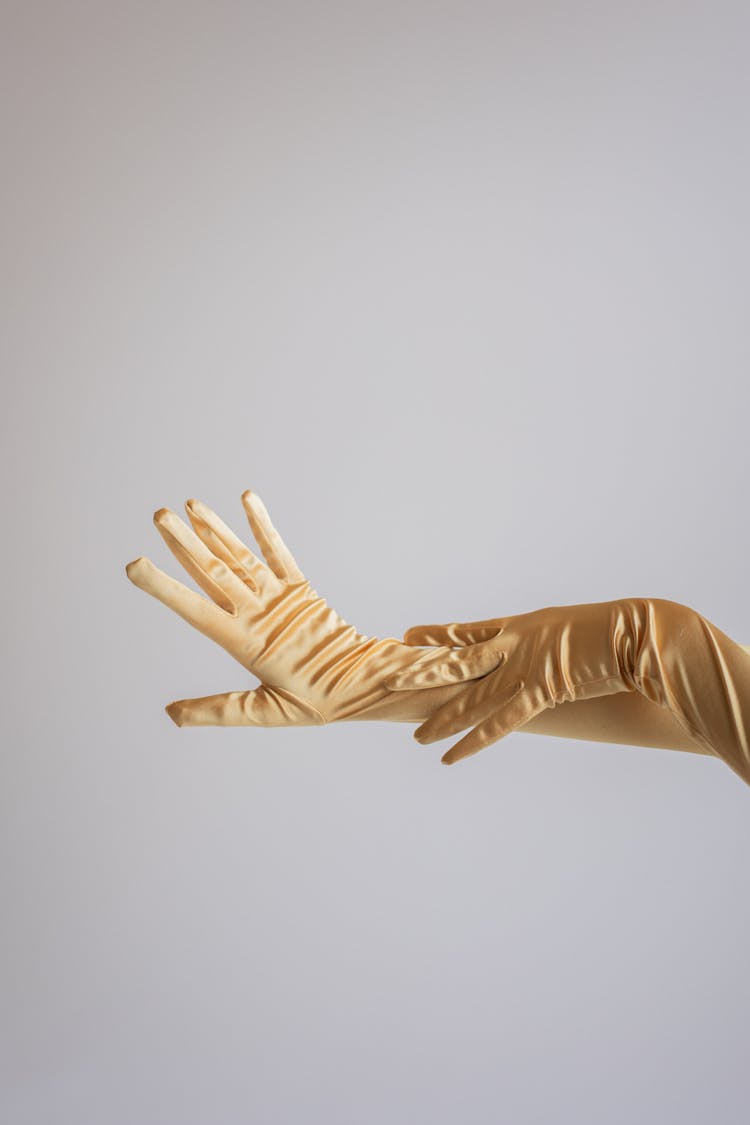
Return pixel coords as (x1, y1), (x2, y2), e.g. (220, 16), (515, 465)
(125, 491), (462, 728)
(385, 597), (750, 785)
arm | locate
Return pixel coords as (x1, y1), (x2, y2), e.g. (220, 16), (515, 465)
(126, 494), (749, 782)
(515, 689), (717, 755)
(386, 599), (750, 786)
(519, 642), (750, 753)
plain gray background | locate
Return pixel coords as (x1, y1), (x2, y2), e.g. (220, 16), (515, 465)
(3, 2), (749, 1122)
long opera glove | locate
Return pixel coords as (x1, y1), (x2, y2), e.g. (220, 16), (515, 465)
(384, 598), (750, 786)
(125, 491), (468, 728)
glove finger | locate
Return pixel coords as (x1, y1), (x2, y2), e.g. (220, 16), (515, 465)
(185, 498), (270, 593)
(385, 643), (505, 690)
(166, 686), (326, 727)
(241, 491), (306, 584)
(403, 620), (504, 647)
(414, 661), (513, 743)
(125, 556), (230, 639)
(440, 680), (547, 764)
(153, 508), (251, 613)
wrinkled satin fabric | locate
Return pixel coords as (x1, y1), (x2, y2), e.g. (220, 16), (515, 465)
(125, 491), (463, 727)
(126, 491), (750, 787)
(385, 599), (750, 784)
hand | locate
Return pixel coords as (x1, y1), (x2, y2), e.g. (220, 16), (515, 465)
(385, 599), (668, 764)
(126, 491), (458, 728)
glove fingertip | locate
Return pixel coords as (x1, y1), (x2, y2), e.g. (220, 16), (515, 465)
(242, 489), (268, 516)
(125, 556), (149, 582)
(165, 701), (187, 727)
(403, 626), (444, 646)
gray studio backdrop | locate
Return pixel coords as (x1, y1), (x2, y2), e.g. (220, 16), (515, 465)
(3, 2), (749, 1123)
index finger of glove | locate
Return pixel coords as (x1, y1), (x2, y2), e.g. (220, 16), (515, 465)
(385, 641), (505, 690)
(441, 682), (548, 764)
(403, 619), (504, 647)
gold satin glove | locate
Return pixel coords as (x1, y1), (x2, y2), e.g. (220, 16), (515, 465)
(385, 598), (750, 785)
(125, 491), (461, 728)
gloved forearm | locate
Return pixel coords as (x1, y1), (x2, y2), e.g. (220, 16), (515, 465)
(628, 598), (750, 781)
(516, 689), (714, 755)
(126, 493), (750, 786)
(387, 597), (750, 784)
(519, 599), (750, 770)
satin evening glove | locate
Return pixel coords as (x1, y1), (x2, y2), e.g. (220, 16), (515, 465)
(385, 598), (750, 785)
(125, 491), (461, 728)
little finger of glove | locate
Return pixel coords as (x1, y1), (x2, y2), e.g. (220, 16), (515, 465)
(439, 679), (547, 765)
(125, 556), (233, 643)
